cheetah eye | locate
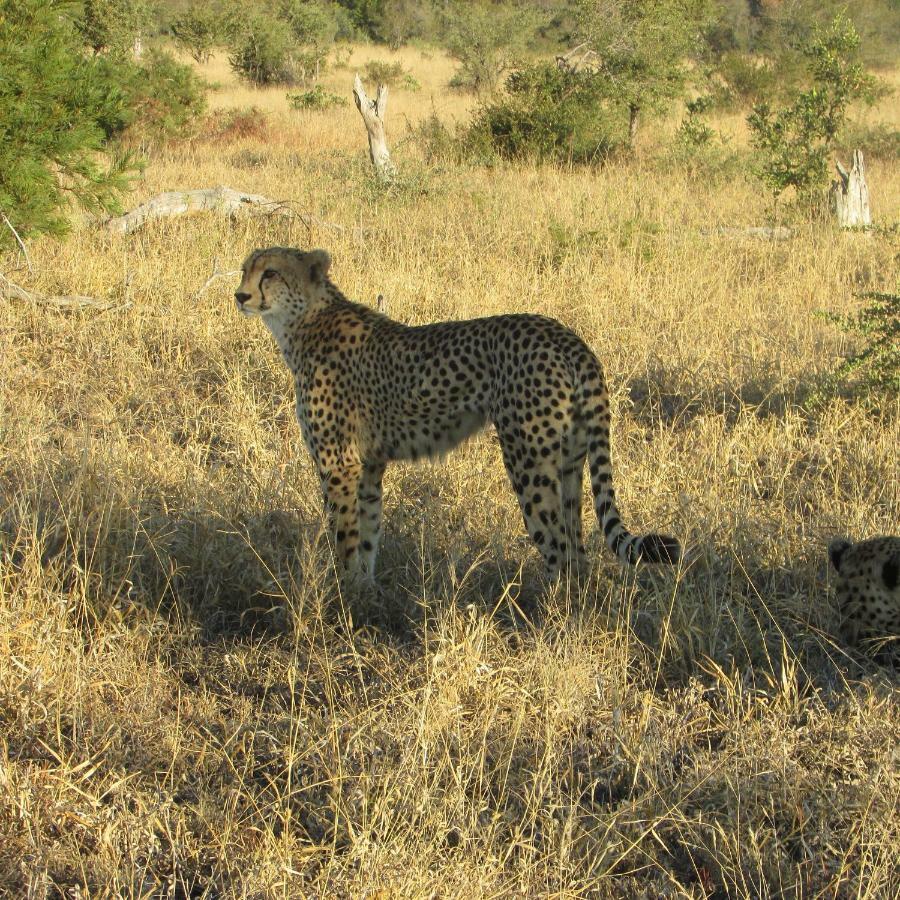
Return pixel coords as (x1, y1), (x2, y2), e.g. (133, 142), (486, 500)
(261, 269), (278, 280)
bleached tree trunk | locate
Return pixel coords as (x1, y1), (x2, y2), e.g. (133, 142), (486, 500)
(831, 149), (872, 229)
(352, 74), (396, 182)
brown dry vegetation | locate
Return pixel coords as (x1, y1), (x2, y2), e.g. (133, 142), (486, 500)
(1, 46), (898, 898)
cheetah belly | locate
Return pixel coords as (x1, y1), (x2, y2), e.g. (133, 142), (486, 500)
(378, 404), (490, 462)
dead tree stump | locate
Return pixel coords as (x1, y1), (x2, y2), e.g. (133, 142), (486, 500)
(831, 149), (871, 229)
(352, 74), (396, 182)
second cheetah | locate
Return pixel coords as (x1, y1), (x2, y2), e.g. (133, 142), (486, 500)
(828, 536), (900, 655)
(235, 247), (680, 584)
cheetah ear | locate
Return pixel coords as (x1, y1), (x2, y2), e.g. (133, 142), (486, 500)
(829, 538), (852, 573)
(307, 249), (331, 285)
(883, 554), (899, 591)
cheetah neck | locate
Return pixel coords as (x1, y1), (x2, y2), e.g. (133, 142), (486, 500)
(261, 280), (352, 358)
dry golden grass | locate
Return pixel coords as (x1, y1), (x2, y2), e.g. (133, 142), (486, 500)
(1, 46), (898, 897)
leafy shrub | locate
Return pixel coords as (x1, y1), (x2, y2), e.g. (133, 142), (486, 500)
(412, 111), (462, 164)
(229, 16), (304, 86)
(465, 63), (619, 164)
(0, 0), (137, 245)
(818, 288), (899, 403)
(77, 0), (149, 56)
(712, 51), (781, 109)
(288, 86), (347, 110)
(667, 95), (742, 180)
(121, 49), (208, 144)
(748, 15), (876, 203)
(363, 60), (420, 91)
(442, 1), (538, 95)
(170, 3), (233, 62)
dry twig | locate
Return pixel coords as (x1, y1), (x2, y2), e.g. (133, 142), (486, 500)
(196, 257), (242, 299)
(0, 272), (126, 311)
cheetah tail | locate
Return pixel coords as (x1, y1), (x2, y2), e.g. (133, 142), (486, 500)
(582, 375), (680, 566)
(590, 462), (680, 564)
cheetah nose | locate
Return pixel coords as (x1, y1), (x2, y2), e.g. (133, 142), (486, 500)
(235, 291), (251, 306)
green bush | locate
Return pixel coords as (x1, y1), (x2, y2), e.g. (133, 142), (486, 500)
(121, 49), (208, 144)
(170, 3), (233, 63)
(442, 1), (538, 95)
(667, 95), (742, 180)
(412, 110), (462, 164)
(712, 51), (781, 109)
(748, 15), (876, 203)
(77, 0), (149, 56)
(465, 63), (620, 164)
(0, 0), (136, 245)
(363, 60), (420, 91)
(288, 85), (347, 110)
(817, 288), (900, 405)
(229, 15), (304, 86)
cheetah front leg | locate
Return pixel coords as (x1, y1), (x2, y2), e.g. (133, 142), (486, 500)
(318, 461), (364, 581)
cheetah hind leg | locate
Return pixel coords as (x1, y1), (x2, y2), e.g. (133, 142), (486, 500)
(356, 460), (385, 584)
(497, 425), (570, 582)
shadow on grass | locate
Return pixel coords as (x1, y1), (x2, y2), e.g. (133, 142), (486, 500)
(626, 364), (837, 428)
(2, 449), (892, 691)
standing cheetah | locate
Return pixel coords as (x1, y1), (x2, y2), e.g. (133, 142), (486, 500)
(828, 537), (900, 654)
(234, 247), (679, 584)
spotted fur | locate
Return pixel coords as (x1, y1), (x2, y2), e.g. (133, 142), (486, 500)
(828, 536), (900, 654)
(235, 247), (679, 584)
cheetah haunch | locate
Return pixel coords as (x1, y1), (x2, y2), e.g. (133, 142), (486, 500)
(829, 536), (900, 654)
(235, 247), (679, 584)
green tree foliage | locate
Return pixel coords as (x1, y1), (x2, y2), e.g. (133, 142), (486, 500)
(229, 14), (301, 85)
(747, 15), (875, 203)
(466, 62), (618, 162)
(814, 287), (900, 407)
(229, 3), (345, 86)
(0, 0), (136, 245)
(575, 0), (715, 144)
(77, 0), (150, 55)
(121, 49), (208, 143)
(170, 2), (237, 62)
(442, 1), (541, 95)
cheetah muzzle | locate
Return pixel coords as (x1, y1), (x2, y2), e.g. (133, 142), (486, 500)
(235, 246), (680, 585)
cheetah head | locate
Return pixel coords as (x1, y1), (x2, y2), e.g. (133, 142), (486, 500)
(828, 536), (900, 650)
(235, 247), (331, 318)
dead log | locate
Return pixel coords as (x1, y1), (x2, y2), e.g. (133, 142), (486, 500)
(831, 149), (871, 229)
(352, 74), (396, 181)
(104, 186), (363, 241)
(105, 186), (291, 234)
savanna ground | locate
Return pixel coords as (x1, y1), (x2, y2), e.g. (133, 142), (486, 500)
(1, 44), (899, 898)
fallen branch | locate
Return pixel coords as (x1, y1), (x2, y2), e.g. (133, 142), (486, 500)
(0, 272), (125, 311)
(105, 186), (363, 240)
